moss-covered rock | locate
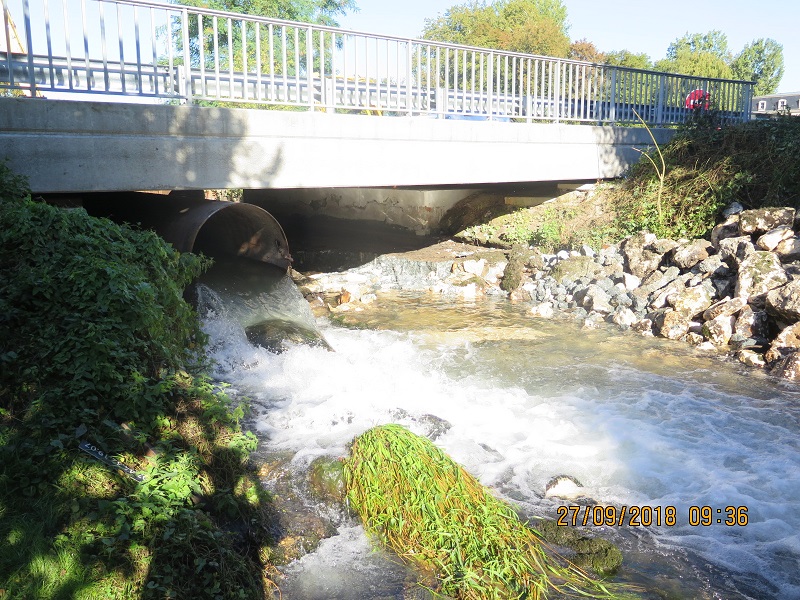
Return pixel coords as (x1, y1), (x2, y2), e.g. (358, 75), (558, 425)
(534, 518), (623, 576)
(549, 255), (603, 284)
(500, 245), (526, 292)
(307, 456), (346, 505)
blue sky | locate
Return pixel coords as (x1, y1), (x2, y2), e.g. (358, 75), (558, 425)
(340, 0), (799, 94)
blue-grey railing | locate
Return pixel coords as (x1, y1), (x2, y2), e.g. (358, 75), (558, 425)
(1, 0), (753, 125)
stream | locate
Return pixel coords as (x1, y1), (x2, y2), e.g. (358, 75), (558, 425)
(195, 256), (800, 600)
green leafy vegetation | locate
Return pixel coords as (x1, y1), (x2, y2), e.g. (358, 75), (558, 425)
(0, 163), (277, 598)
(422, 0), (571, 58)
(610, 114), (800, 240)
(344, 424), (634, 600)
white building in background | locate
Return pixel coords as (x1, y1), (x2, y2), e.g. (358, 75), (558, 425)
(752, 92), (800, 118)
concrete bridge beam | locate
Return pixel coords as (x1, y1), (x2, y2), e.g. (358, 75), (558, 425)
(0, 97), (673, 194)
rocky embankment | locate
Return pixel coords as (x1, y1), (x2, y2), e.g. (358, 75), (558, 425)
(294, 204), (800, 381)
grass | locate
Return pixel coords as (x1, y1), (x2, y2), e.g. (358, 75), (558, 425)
(344, 424), (636, 600)
(0, 164), (279, 599)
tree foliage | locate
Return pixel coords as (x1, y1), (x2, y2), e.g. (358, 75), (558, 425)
(422, 0), (571, 58)
(666, 30), (731, 61)
(732, 38), (784, 95)
(176, 0), (356, 27)
(569, 38), (604, 63)
(604, 49), (651, 70)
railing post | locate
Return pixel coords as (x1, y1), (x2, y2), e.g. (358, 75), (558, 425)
(181, 7), (191, 104)
(406, 40), (412, 116)
(554, 60), (561, 123)
(488, 50), (494, 117)
(306, 25), (313, 111)
(435, 86), (445, 118)
(21, 0), (36, 95)
(656, 74), (665, 125)
(609, 68), (617, 123)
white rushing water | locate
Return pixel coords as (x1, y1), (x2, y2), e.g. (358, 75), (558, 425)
(197, 263), (800, 600)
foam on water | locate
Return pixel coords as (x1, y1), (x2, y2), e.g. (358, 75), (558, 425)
(199, 276), (800, 600)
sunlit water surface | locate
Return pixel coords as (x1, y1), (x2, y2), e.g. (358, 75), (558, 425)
(196, 259), (800, 600)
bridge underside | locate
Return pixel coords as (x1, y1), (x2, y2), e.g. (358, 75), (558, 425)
(0, 97), (674, 233)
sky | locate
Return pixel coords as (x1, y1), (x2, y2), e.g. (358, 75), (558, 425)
(339, 0), (799, 94)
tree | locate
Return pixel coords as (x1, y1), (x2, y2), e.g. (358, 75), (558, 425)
(666, 30), (730, 62)
(177, 0), (356, 27)
(655, 49), (733, 80)
(570, 38), (604, 63)
(422, 0), (571, 58)
(655, 30), (734, 80)
(732, 38), (784, 95)
(605, 49), (651, 70)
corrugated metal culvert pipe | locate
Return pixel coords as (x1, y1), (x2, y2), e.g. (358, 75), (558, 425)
(82, 192), (292, 271)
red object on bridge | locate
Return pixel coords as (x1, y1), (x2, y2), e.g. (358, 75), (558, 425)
(685, 89), (710, 110)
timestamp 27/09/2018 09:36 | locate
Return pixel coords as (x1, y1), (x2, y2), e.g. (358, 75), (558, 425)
(555, 505), (750, 528)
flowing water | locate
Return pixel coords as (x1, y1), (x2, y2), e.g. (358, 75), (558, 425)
(196, 258), (800, 600)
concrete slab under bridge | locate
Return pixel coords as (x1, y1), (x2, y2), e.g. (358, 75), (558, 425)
(0, 97), (672, 195)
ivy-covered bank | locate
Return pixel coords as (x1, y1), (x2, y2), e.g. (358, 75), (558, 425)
(0, 165), (276, 599)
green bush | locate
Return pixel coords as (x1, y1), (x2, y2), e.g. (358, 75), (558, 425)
(612, 115), (800, 240)
(0, 164), (275, 599)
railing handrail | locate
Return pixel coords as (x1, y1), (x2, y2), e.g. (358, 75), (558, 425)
(2, 0), (754, 125)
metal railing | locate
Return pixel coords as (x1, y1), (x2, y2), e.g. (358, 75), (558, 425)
(2, 0), (754, 125)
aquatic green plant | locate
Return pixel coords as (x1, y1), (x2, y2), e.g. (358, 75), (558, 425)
(344, 424), (632, 599)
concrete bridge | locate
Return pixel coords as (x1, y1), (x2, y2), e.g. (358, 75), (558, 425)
(0, 0), (753, 241)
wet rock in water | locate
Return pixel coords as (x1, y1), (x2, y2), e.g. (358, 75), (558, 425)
(738, 348), (767, 368)
(307, 456), (346, 505)
(702, 314), (736, 347)
(544, 475), (586, 500)
(770, 351), (800, 380)
(534, 519), (623, 576)
(245, 319), (333, 353)
(653, 309), (691, 340)
(765, 322), (800, 364)
(500, 245), (526, 292)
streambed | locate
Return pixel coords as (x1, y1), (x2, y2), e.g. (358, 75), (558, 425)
(197, 258), (800, 600)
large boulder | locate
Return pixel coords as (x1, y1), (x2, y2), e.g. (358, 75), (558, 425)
(738, 208), (795, 235)
(766, 280), (800, 323)
(246, 319), (334, 353)
(549, 255), (603, 284)
(672, 239), (712, 270)
(702, 314), (736, 346)
(718, 236), (755, 265)
(765, 322), (800, 364)
(756, 226), (794, 251)
(735, 251), (789, 304)
(703, 297), (746, 321)
(620, 232), (664, 279)
(670, 285), (713, 318)
(775, 237), (800, 262)
(652, 309), (691, 340)
(711, 214), (741, 248)
(734, 305), (769, 341)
